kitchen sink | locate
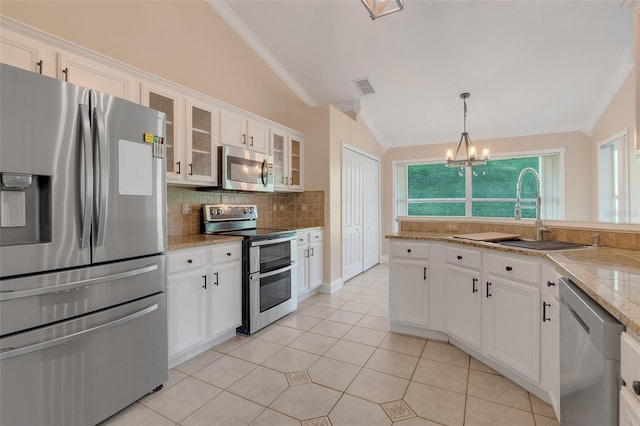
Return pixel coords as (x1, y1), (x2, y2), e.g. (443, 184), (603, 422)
(497, 239), (587, 250)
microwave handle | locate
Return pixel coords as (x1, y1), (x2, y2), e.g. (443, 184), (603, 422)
(261, 159), (267, 186)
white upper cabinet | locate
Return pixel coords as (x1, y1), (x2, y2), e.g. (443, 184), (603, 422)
(57, 51), (139, 102)
(220, 110), (269, 154)
(0, 28), (53, 75)
(141, 83), (185, 183)
(186, 100), (217, 184)
(270, 128), (304, 192)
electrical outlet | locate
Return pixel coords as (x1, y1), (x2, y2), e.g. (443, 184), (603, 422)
(446, 223), (460, 231)
(181, 204), (192, 215)
(301, 204), (308, 212)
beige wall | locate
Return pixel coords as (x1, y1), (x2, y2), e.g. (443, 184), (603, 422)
(282, 106), (385, 284)
(591, 69), (638, 223)
(381, 131), (593, 254)
(0, 1), (307, 129)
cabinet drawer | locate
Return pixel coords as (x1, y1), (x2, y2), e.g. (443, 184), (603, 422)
(445, 246), (481, 269)
(390, 241), (429, 259)
(168, 249), (207, 273)
(621, 332), (640, 399)
(211, 243), (242, 264)
(485, 253), (540, 284)
(296, 233), (308, 246)
(309, 230), (323, 243)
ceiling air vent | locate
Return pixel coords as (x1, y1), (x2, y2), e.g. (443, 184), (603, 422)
(354, 78), (375, 95)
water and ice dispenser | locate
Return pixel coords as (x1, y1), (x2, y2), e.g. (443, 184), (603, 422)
(0, 172), (51, 246)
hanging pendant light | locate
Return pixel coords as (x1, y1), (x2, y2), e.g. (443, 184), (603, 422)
(445, 92), (489, 168)
(361, 0), (404, 20)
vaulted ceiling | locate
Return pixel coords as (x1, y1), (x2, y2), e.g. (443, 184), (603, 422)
(210, 1), (634, 150)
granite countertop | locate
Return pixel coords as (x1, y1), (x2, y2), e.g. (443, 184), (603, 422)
(387, 231), (640, 335)
(168, 234), (244, 251)
(168, 226), (323, 251)
(548, 248), (640, 335)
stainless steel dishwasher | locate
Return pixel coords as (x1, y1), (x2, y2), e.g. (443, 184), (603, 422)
(560, 277), (625, 426)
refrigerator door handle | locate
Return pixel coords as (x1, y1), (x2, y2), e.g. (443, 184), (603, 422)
(0, 303), (158, 360)
(79, 104), (94, 248)
(93, 104), (108, 247)
(0, 264), (158, 302)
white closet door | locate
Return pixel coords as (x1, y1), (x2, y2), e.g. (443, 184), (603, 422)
(342, 148), (364, 281)
(362, 155), (380, 271)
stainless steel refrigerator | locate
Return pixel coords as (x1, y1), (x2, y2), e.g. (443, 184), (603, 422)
(0, 64), (168, 426)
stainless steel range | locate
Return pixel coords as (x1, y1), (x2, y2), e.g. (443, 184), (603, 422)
(203, 204), (297, 334)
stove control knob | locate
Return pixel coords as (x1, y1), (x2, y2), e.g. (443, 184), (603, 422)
(243, 208), (249, 214)
(249, 207), (255, 214)
(217, 208), (223, 215)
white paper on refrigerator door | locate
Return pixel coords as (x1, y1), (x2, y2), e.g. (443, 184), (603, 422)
(118, 139), (152, 196)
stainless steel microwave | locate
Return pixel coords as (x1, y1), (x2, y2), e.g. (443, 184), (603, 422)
(219, 145), (274, 192)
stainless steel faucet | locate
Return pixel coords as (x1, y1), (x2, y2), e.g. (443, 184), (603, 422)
(514, 167), (547, 240)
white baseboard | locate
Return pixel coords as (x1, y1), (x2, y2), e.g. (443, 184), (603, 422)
(168, 329), (237, 369)
(319, 278), (343, 294)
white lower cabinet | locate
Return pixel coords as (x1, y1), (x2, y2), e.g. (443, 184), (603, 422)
(208, 250), (242, 337)
(167, 242), (242, 364)
(389, 241), (430, 328)
(168, 268), (208, 357)
(296, 229), (323, 297)
(621, 332), (640, 426)
(390, 239), (554, 404)
(445, 264), (482, 350)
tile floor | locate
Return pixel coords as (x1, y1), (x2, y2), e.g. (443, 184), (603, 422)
(104, 263), (560, 426)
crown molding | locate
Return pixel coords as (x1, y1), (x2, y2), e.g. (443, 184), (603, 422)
(207, 0), (317, 108)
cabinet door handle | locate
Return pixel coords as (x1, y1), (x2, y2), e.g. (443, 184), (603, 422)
(187, 258), (193, 264)
(486, 282), (492, 298)
(547, 280), (556, 287)
(505, 266), (513, 272)
(457, 255), (463, 260)
(423, 267), (427, 280)
(213, 272), (219, 286)
(62, 67), (69, 81)
(250, 135), (254, 146)
(188, 162), (193, 176)
(202, 275), (207, 289)
(304, 249), (309, 258)
(472, 277), (478, 293)
(542, 301), (551, 322)
(407, 249), (411, 253)
(176, 161), (181, 175)
(242, 133), (246, 144)
(226, 252), (231, 256)
(310, 247), (315, 256)
(284, 176), (288, 185)
(289, 177), (293, 185)
(36, 60), (43, 74)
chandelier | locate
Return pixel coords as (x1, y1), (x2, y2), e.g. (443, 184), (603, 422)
(361, 0), (404, 20)
(445, 92), (489, 168)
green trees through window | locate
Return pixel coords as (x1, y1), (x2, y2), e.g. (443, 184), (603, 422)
(405, 156), (554, 218)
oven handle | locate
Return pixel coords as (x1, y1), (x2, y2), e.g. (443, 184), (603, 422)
(250, 235), (296, 247)
(251, 263), (295, 280)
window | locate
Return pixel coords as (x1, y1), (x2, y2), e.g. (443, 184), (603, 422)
(597, 131), (629, 223)
(394, 152), (562, 220)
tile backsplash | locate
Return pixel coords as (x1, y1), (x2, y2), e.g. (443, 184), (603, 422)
(167, 186), (324, 236)
(399, 220), (640, 251)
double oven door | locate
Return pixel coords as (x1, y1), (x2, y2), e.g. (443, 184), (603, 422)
(247, 235), (297, 334)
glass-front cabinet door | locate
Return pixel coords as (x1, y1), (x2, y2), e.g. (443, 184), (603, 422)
(187, 101), (217, 184)
(289, 135), (303, 191)
(141, 84), (184, 183)
(271, 129), (287, 190)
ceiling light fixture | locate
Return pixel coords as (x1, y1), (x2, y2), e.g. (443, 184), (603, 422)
(361, 0), (404, 20)
(445, 92), (489, 168)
